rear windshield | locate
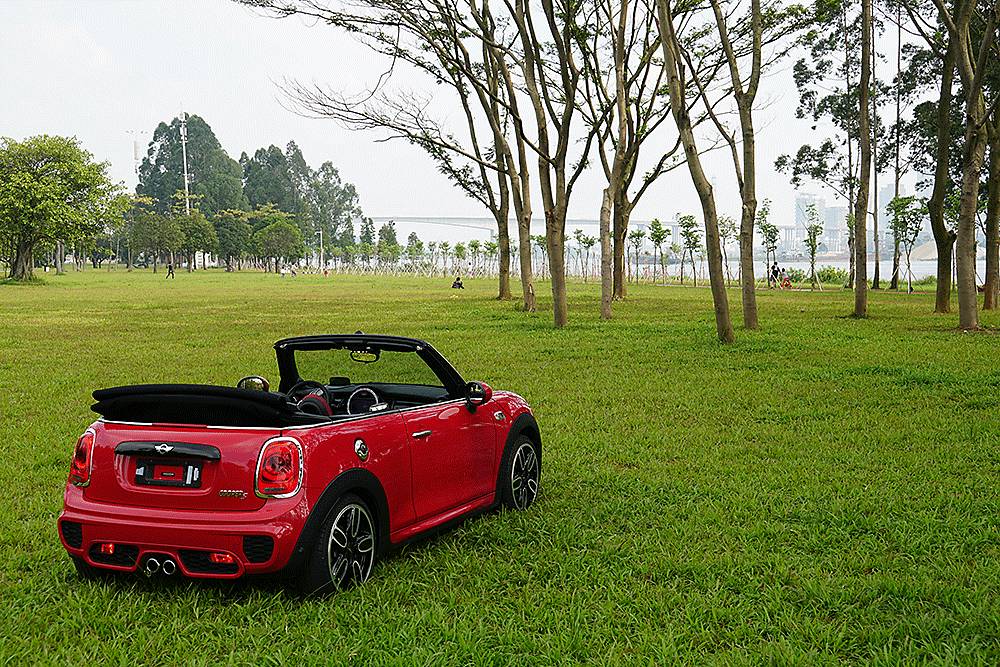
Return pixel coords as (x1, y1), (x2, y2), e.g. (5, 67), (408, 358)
(293, 349), (445, 388)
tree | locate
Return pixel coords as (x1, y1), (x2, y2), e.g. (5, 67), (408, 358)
(803, 203), (823, 289)
(718, 215), (737, 283)
(137, 114), (246, 216)
(0, 135), (128, 281)
(377, 222), (401, 268)
(214, 210), (252, 271)
(628, 229), (647, 283)
(686, 0), (805, 328)
(758, 199), (780, 268)
(242, 145), (294, 209)
(177, 209), (219, 271)
(678, 214), (701, 285)
(405, 232), (424, 269)
(776, 0), (867, 290)
(647, 218), (668, 284)
(130, 210), (183, 273)
(256, 220), (305, 272)
(851, 0), (872, 318)
(888, 195), (925, 293)
(926, 0), (997, 329)
(655, 0), (735, 342)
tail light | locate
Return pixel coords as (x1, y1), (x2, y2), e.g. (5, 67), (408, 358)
(255, 437), (303, 498)
(69, 429), (96, 487)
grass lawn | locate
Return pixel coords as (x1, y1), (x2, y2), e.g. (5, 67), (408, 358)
(2, 269), (1000, 664)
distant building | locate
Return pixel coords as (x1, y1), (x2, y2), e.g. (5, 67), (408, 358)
(823, 205), (849, 253)
(794, 193), (825, 229)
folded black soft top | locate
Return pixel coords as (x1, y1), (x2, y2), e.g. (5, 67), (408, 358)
(91, 384), (321, 427)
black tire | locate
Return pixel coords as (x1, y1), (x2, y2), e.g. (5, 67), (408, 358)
(498, 434), (541, 510)
(72, 556), (107, 581)
(295, 493), (377, 596)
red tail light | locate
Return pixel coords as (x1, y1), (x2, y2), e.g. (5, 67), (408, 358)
(209, 552), (236, 564)
(69, 429), (96, 487)
(255, 437), (302, 498)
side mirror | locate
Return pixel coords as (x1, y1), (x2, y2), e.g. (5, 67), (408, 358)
(465, 381), (493, 412)
(237, 375), (270, 392)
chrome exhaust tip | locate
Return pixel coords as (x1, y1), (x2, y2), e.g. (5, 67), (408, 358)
(144, 557), (161, 577)
(161, 559), (177, 576)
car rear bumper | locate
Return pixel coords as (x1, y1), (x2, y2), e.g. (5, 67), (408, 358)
(58, 485), (309, 579)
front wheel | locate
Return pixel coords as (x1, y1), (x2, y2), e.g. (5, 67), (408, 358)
(498, 435), (541, 510)
(296, 493), (377, 596)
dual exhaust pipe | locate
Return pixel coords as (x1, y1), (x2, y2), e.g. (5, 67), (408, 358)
(143, 555), (177, 577)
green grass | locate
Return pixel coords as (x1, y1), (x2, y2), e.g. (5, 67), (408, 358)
(2, 270), (1000, 664)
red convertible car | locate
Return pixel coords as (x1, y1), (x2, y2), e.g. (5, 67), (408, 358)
(57, 334), (540, 594)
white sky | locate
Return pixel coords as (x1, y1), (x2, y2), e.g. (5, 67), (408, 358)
(0, 0), (905, 226)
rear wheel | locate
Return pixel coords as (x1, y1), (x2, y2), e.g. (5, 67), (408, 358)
(498, 435), (540, 510)
(297, 493), (377, 595)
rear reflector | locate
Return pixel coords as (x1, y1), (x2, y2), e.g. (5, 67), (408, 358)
(99, 542), (115, 555)
(208, 552), (236, 564)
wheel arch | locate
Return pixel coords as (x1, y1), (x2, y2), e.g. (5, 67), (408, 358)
(285, 468), (391, 575)
(495, 412), (541, 496)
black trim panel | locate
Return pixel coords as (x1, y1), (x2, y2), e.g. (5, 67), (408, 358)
(114, 441), (222, 461)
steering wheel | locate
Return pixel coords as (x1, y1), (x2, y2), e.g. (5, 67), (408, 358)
(287, 380), (333, 416)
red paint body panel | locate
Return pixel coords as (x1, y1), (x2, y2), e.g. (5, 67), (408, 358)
(59, 388), (535, 580)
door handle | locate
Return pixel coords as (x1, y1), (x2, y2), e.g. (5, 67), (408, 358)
(411, 430), (432, 439)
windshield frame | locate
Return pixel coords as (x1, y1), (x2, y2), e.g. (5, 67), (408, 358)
(273, 334), (466, 398)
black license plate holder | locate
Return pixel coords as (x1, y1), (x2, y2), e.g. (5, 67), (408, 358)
(135, 458), (202, 488)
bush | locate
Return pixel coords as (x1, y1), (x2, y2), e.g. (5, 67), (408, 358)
(786, 267), (807, 283)
(817, 265), (849, 284)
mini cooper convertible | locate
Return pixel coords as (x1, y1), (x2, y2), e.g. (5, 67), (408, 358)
(57, 334), (540, 594)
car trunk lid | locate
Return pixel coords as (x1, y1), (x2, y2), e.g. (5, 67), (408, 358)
(84, 421), (277, 511)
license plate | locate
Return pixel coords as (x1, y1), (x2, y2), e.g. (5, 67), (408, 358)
(135, 459), (202, 488)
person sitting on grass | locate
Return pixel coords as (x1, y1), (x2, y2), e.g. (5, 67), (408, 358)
(451, 276), (465, 289)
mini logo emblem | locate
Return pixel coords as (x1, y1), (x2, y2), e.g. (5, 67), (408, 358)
(354, 438), (369, 462)
(218, 489), (247, 499)
(155, 443), (173, 455)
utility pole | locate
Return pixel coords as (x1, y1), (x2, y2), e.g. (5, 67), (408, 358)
(179, 110), (191, 216)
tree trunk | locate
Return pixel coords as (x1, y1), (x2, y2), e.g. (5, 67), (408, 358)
(600, 188), (613, 319)
(956, 101), (987, 329)
(853, 0), (872, 318)
(870, 15), (880, 291)
(517, 206), (536, 312)
(984, 136), (1000, 310)
(10, 238), (34, 281)
(738, 198), (758, 329)
(612, 196), (627, 299)
(495, 203), (512, 300)
(928, 43), (957, 313)
(546, 208), (568, 328)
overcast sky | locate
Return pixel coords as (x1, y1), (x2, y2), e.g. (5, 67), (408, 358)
(0, 0), (905, 225)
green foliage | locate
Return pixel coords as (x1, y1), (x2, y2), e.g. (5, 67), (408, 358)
(177, 210), (218, 257)
(137, 114), (247, 216)
(256, 220), (305, 266)
(678, 214), (701, 253)
(3, 272), (1000, 662)
(0, 135), (128, 280)
(817, 264), (850, 284)
(214, 210), (253, 269)
(803, 203), (824, 287)
(786, 267), (807, 283)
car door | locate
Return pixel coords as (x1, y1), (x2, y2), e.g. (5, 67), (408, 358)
(403, 399), (496, 520)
